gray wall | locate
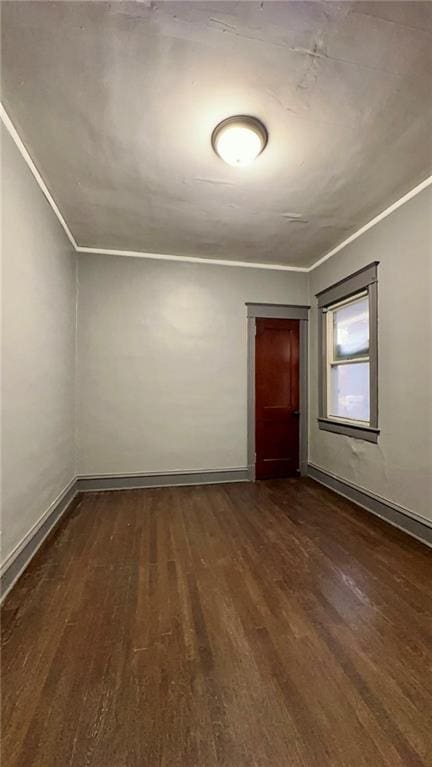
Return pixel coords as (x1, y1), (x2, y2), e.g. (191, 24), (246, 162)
(308, 186), (432, 523)
(1, 127), (77, 569)
(77, 255), (308, 476)
(2, 109), (430, 569)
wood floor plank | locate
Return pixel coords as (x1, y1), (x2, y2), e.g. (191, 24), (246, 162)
(1, 478), (431, 766)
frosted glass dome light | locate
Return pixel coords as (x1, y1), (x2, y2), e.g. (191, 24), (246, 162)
(211, 116), (268, 167)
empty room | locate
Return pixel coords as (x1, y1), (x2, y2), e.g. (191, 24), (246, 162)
(1, 1), (431, 765)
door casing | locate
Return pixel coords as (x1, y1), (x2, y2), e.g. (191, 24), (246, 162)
(246, 303), (309, 481)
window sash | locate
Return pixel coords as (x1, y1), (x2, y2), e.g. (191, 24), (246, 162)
(326, 293), (370, 367)
(325, 293), (371, 425)
(326, 365), (370, 425)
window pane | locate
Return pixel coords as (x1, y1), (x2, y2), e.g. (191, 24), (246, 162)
(333, 297), (369, 360)
(329, 362), (370, 422)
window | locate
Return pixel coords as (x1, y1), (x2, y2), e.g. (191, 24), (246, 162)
(327, 293), (370, 423)
(317, 262), (379, 442)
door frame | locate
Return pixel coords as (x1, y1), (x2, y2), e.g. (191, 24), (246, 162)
(246, 303), (310, 481)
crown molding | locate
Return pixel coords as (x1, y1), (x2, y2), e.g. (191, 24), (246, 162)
(307, 175), (432, 272)
(2, 100), (430, 273)
(0, 102), (78, 249)
(76, 246), (308, 272)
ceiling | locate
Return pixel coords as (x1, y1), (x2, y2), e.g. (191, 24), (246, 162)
(1, 1), (432, 268)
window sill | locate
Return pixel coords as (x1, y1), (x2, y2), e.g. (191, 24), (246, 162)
(318, 418), (379, 443)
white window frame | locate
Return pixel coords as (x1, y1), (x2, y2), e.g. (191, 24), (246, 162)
(316, 262), (379, 443)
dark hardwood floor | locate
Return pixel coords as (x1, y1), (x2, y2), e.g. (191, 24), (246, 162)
(1, 478), (431, 766)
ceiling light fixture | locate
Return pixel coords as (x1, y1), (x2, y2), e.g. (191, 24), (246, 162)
(211, 115), (268, 167)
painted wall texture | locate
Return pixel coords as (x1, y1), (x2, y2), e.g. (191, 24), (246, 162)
(1, 127), (76, 568)
(308, 185), (432, 523)
(76, 255), (308, 476)
(2, 112), (430, 572)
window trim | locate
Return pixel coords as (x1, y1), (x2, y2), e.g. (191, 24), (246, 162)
(317, 262), (379, 443)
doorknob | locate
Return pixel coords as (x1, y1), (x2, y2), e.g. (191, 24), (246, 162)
(293, 410), (300, 416)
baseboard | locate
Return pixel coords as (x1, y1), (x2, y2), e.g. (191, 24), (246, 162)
(0, 468), (249, 602)
(2, 464), (429, 603)
(307, 464), (432, 548)
(77, 467), (249, 492)
(0, 479), (80, 603)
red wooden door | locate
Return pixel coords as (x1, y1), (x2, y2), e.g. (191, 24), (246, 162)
(255, 318), (300, 479)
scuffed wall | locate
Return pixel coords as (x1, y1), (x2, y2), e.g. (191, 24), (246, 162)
(1, 127), (76, 568)
(308, 185), (432, 523)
